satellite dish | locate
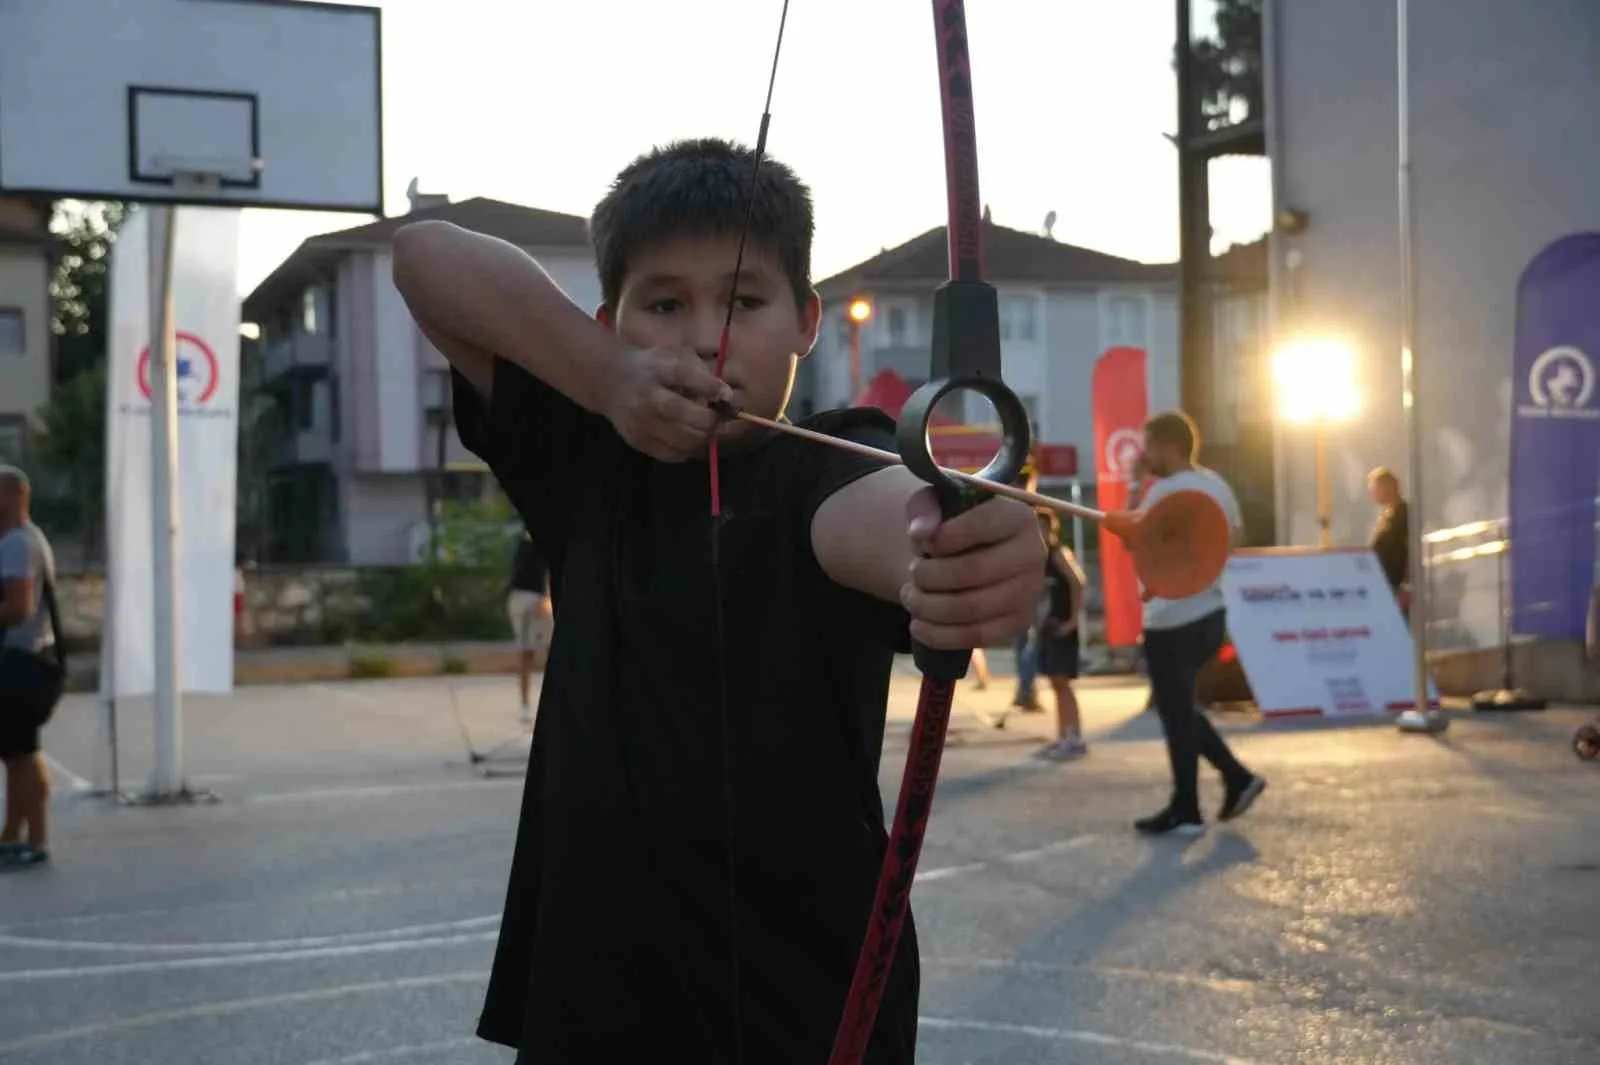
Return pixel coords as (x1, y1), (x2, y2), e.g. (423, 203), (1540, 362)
(1043, 210), (1057, 239)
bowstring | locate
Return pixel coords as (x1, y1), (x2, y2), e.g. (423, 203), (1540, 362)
(709, 4), (792, 1063)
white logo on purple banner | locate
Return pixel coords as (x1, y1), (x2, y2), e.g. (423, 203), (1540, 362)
(1521, 345), (1596, 420)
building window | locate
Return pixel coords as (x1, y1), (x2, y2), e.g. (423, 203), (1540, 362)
(1102, 293), (1149, 351)
(1001, 296), (1037, 342)
(324, 281), (339, 339)
(0, 308), (23, 356)
(1019, 394), (1041, 436)
(292, 376), (316, 430)
(0, 418), (27, 463)
(301, 288), (319, 335)
(886, 306), (908, 346)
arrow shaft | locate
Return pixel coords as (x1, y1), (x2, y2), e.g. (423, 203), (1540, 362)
(729, 410), (1106, 523)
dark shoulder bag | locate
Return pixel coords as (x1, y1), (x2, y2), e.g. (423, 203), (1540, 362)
(40, 575), (68, 681)
(0, 574), (68, 724)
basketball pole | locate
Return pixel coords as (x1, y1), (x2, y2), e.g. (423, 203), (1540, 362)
(146, 204), (189, 797)
(1396, 0), (1446, 735)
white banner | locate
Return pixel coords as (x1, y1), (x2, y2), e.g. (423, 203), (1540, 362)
(101, 206), (240, 696)
(1221, 548), (1439, 719)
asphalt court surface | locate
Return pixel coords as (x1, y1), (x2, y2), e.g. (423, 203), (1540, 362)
(4, 669), (1598, 1064)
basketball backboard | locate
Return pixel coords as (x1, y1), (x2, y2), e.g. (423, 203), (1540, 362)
(0, 0), (382, 214)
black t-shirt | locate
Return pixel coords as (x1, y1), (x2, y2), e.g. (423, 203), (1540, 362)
(453, 358), (918, 1064)
(1041, 551), (1076, 627)
(509, 536), (547, 593)
(1370, 500), (1409, 591)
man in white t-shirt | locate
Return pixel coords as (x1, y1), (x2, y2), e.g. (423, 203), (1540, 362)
(1127, 412), (1265, 836)
(0, 465), (62, 870)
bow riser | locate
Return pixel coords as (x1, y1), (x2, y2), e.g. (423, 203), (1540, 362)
(826, 4), (1034, 1064)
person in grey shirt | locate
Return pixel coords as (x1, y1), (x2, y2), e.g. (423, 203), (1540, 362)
(0, 465), (62, 870)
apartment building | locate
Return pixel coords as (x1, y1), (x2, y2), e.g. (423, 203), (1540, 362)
(0, 196), (55, 464)
(803, 220), (1186, 495)
(241, 189), (599, 564)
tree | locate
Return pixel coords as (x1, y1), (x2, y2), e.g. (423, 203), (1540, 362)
(49, 200), (128, 384)
(25, 201), (128, 560)
(1185, 0), (1263, 133)
(30, 359), (108, 562)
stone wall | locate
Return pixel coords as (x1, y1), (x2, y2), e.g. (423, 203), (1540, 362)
(55, 565), (416, 649)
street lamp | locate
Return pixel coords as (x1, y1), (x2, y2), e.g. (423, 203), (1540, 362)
(847, 297), (873, 399)
(1272, 337), (1360, 548)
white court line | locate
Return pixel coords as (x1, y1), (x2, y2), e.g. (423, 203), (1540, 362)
(297, 1037), (480, 1065)
(248, 778), (521, 805)
(916, 861), (989, 883)
(916, 834), (1096, 884)
(0, 883), (433, 932)
(0, 930), (498, 983)
(997, 835), (1097, 865)
(306, 683), (386, 706)
(41, 752), (92, 792)
(919, 1016), (1266, 1065)
(924, 955), (1260, 996)
(0, 970), (486, 1054)
(0, 914), (500, 954)
(0, 839), (1095, 979)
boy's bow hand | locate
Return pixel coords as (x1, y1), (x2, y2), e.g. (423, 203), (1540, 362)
(900, 488), (1046, 651)
(601, 346), (732, 462)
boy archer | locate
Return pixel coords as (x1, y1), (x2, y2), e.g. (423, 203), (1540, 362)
(393, 137), (1044, 1063)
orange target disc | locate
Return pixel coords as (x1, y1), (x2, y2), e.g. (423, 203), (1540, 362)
(1102, 490), (1232, 601)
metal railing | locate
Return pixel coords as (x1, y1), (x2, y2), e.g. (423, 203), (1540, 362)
(1424, 497), (1600, 652)
(1422, 517), (1507, 653)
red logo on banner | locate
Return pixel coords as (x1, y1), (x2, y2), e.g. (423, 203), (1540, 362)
(1091, 346), (1149, 647)
(136, 331), (220, 405)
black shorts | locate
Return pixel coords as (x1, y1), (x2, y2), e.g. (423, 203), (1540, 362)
(0, 648), (64, 759)
(1036, 632), (1080, 679)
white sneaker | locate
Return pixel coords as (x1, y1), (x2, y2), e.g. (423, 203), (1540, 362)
(518, 705), (535, 726)
(1396, 708), (1447, 734)
(974, 707), (1008, 730)
(1034, 737), (1088, 761)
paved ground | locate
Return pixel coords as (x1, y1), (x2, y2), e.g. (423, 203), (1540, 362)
(3, 664), (1597, 1065)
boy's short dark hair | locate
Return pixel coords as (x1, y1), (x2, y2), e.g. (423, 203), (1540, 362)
(588, 137), (815, 312)
(1144, 410), (1200, 462)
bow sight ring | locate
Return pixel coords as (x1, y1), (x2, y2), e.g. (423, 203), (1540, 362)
(895, 376), (1033, 513)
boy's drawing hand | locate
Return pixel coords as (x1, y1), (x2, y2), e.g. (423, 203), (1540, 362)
(900, 488), (1046, 651)
(601, 347), (732, 462)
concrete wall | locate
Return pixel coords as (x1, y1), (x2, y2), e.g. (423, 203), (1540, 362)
(0, 238), (51, 427)
(1269, 0), (1600, 649)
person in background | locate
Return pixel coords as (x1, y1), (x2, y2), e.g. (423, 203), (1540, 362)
(968, 645), (991, 690)
(0, 466), (63, 871)
(969, 466), (1043, 698)
(1033, 512), (1088, 761)
(1367, 467), (1410, 614)
(1010, 463), (1043, 712)
(506, 529), (553, 726)
(1133, 412), (1265, 836)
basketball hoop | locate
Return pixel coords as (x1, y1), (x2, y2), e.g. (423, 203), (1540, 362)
(148, 153), (263, 194)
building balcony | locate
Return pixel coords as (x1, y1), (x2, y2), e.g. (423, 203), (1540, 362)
(267, 428), (334, 470)
(261, 332), (333, 381)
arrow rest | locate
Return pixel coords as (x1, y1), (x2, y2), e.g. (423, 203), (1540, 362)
(895, 373), (1032, 683)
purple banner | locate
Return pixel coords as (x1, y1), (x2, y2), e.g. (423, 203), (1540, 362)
(1509, 233), (1600, 639)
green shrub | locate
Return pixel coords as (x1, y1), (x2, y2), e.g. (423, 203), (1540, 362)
(348, 646), (393, 679)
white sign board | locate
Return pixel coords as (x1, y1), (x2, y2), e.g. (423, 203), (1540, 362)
(1221, 548), (1439, 719)
(101, 206), (241, 696)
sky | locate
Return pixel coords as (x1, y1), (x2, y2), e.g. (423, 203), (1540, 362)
(233, 0), (1272, 297)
